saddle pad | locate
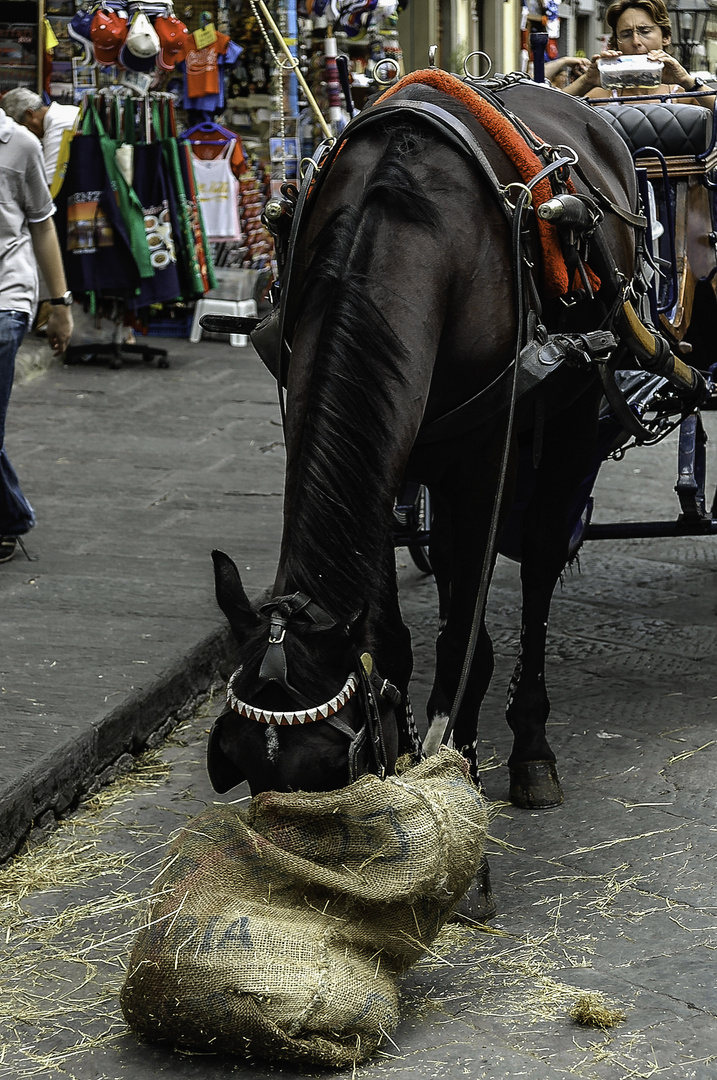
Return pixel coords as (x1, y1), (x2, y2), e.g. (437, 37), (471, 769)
(599, 102), (713, 159)
(374, 69), (585, 297)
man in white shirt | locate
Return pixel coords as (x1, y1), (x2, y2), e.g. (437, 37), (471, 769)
(1, 87), (79, 192)
(0, 105), (73, 562)
(1, 88), (79, 326)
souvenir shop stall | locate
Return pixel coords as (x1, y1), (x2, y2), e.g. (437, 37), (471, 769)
(3, 0), (407, 352)
(225, 0), (407, 196)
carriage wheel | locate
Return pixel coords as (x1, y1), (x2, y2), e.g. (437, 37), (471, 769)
(407, 485), (432, 575)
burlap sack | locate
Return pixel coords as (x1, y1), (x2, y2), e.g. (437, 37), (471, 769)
(120, 749), (488, 1067)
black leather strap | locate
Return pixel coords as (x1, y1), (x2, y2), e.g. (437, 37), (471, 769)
(274, 138), (334, 405)
(332, 98), (511, 220)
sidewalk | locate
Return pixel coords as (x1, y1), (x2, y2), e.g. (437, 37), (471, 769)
(3, 334), (717, 1078)
(2, 378), (717, 1077)
(1, 331), (284, 861)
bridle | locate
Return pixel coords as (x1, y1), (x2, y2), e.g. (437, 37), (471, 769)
(225, 592), (400, 781)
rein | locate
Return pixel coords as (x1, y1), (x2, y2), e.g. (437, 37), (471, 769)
(438, 184), (531, 751)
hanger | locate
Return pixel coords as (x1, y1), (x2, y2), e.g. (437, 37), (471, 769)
(179, 118), (237, 144)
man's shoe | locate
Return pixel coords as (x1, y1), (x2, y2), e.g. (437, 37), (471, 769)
(0, 537), (17, 563)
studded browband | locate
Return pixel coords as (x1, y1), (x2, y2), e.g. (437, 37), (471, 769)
(226, 667), (359, 726)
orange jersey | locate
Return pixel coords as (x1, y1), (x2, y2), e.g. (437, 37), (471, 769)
(184, 32), (230, 98)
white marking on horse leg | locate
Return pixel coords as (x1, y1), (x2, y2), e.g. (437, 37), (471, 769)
(265, 726), (280, 764)
(506, 651), (524, 711)
(423, 712), (450, 755)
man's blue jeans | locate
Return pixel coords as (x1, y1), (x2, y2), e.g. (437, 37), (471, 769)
(0, 311), (35, 537)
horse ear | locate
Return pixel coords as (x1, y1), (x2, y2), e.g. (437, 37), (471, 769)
(211, 549), (260, 638)
(207, 712), (245, 793)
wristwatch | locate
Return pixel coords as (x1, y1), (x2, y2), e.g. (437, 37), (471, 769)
(49, 291), (73, 306)
(691, 76), (708, 90)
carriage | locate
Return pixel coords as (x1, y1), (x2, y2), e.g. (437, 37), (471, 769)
(200, 60), (717, 823)
(392, 78), (717, 567)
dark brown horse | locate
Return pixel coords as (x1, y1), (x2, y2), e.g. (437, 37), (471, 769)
(207, 71), (680, 809)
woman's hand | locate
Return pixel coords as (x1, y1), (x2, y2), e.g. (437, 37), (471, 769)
(645, 49), (691, 89)
(561, 50), (621, 95)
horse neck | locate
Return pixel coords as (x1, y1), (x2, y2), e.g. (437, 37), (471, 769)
(271, 131), (446, 622)
(275, 403), (402, 624)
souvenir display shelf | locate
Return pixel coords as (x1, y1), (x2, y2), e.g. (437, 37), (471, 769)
(0, 0), (44, 96)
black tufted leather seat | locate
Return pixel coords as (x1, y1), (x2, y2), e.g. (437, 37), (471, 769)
(598, 101), (713, 158)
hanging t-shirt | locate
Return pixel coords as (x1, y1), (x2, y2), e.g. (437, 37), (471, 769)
(192, 139), (241, 240)
(185, 32), (229, 97)
(188, 129), (246, 178)
(180, 37), (242, 111)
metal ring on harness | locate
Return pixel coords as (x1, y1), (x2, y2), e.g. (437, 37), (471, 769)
(552, 144), (579, 166)
(299, 152), (328, 181)
(373, 57), (401, 85)
(463, 51), (492, 80)
(503, 182), (534, 212)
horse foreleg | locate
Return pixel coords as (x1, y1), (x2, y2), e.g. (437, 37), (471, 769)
(506, 554), (564, 808)
(372, 540), (419, 761)
(424, 462), (506, 778)
(506, 391), (600, 808)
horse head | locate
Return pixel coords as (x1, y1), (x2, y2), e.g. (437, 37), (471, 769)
(208, 550), (401, 795)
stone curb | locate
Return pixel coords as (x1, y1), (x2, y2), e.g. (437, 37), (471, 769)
(0, 624), (236, 863)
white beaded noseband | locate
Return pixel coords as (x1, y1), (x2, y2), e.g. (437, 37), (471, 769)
(226, 667), (359, 726)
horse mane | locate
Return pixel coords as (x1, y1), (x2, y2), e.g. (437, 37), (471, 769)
(282, 128), (442, 623)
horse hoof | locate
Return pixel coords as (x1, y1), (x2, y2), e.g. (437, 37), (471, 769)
(451, 857), (497, 923)
(509, 761), (564, 809)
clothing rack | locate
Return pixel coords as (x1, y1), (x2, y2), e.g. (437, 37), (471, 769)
(64, 339), (170, 370)
(64, 303), (170, 370)
(81, 87), (179, 142)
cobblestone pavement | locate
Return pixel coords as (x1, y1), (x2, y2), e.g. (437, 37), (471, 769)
(1, 338), (716, 1079)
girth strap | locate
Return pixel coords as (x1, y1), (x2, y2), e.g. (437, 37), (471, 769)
(416, 329), (616, 444)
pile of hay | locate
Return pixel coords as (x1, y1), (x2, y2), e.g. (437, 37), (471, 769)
(120, 749), (488, 1067)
